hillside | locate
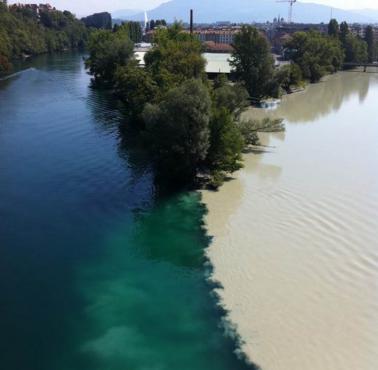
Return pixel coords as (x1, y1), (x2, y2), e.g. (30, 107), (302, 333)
(122, 0), (377, 24)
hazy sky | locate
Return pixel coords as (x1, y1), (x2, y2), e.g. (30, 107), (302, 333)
(9, 0), (378, 16)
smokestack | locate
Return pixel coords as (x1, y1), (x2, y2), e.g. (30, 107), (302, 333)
(190, 9), (193, 35)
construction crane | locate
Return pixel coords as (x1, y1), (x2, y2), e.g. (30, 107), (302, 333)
(276, 0), (297, 24)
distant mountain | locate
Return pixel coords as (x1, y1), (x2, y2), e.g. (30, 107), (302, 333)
(350, 9), (378, 23)
(122, 0), (378, 24)
(112, 9), (143, 19)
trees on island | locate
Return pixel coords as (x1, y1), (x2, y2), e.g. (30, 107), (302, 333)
(143, 80), (212, 183)
(86, 23), (274, 187)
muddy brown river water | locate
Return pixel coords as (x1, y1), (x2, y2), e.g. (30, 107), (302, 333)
(202, 71), (378, 370)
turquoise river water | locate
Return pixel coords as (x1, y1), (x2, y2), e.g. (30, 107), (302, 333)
(0, 54), (254, 370)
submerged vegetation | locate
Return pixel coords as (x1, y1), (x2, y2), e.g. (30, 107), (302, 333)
(0, 3), (88, 74)
(86, 23), (285, 188)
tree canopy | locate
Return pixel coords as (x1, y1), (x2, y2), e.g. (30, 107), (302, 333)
(328, 19), (339, 38)
(285, 30), (344, 82)
(230, 26), (274, 101)
(0, 4), (88, 73)
(144, 23), (206, 92)
(143, 79), (212, 183)
(85, 29), (134, 84)
(364, 26), (375, 63)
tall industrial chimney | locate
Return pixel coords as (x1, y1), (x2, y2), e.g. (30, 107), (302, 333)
(190, 9), (193, 35)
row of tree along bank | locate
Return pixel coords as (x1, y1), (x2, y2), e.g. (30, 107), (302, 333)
(0, 3), (89, 74)
(86, 20), (376, 188)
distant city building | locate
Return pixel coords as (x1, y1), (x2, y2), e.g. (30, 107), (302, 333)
(193, 28), (241, 45)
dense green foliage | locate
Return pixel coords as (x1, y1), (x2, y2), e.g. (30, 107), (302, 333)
(86, 23), (259, 186)
(336, 21), (368, 64)
(114, 61), (157, 119)
(207, 108), (244, 175)
(85, 29), (134, 84)
(143, 79), (212, 183)
(339, 22), (349, 45)
(230, 26), (275, 101)
(328, 19), (339, 38)
(81, 12), (112, 29)
(0, 3), (88, 73)
(144, 24), (206, 92)
(285, 30), (344, 82)
(343, 33), (368, 64)
(285, 21), (376, 84)
(273, 63), (303, 93)
(116, 21), (143, 43)
(212, 83), (249, 120)
(364, 26), (376, 63)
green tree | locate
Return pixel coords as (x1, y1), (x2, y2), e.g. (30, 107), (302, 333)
(343, 33), (368, 64)
(285, 31), (344, 82)
(145, 23), (206, 93)
(339, 21), (349, 45)
(143, 79), (212, 183)
(81, 12), (112, 29)
(207, 108), (244, 175)
(230, 26), (274, 101)
(212, 83), (249, 119)
(119, 21), (143, 43)
(114, 60), (158, 121)
(328, 19), (339, 38)
(0, 5), (88, 74)
(274, 63), (303, 92)
(85, 29), (134, 84)
(364, 25), (375, 63)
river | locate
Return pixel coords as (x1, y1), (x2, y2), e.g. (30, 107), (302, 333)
(202, 70), (378, 370)
(0, 53), (252, 370)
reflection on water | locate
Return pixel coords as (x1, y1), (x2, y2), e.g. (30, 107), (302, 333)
(244, 72), (376, 123)
(203, 71), (378, 370)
